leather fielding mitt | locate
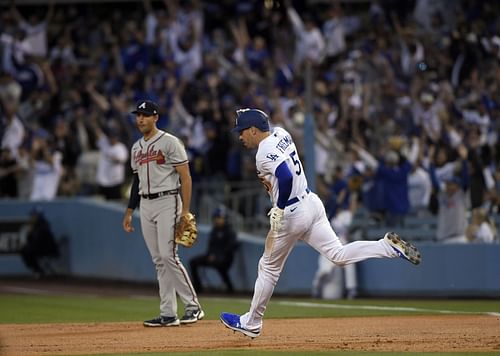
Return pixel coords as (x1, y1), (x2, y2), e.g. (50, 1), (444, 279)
(175, 212), (198, 247)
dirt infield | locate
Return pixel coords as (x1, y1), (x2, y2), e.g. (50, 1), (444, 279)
(1, 278), (499, 354)
(1, 315), (499, 355)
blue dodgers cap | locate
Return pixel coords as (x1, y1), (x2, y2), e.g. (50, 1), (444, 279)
(131, 100), (159, 116)
(232, 108), (270, 133)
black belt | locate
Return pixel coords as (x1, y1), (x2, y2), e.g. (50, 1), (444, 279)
(141, 189), (179, 200)
(285, 188), (311, 206)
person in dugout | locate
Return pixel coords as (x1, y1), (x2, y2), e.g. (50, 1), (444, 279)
(189, 206), (239, 294)
(20, 207), (59, 278)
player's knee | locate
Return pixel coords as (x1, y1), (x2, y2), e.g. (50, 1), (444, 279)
(327, 249), (347, 267)
(157, 252), (177, 266)
(258, 258), (281, 281)
(152, 258), (165, 271)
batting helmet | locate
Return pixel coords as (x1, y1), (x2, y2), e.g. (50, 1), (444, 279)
(232, 108), (270, 133)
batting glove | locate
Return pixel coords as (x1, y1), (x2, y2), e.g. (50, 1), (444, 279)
(268, 207), (284, 233)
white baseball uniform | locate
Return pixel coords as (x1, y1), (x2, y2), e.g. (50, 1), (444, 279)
(131, 129), (200, 317)
(239, 127), (398, 331)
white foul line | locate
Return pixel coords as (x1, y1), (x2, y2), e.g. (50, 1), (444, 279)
(274, 300), (500, 317)
(209, 297), (500, 316)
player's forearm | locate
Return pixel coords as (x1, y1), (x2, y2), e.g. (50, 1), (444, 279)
(175, 162), (193, 214)
(180, 186), (192, 214)
(179, 174), (192, 215)
(124, 208), (134, 216)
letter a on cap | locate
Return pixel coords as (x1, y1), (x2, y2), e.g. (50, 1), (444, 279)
(139, 102), (146, 109)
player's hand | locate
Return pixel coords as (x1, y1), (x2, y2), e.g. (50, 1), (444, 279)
(268, 207), (284, 233)
(123, 210), (134, 233)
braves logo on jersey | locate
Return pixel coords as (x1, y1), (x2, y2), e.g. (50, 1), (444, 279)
(133, 146), (166, 165)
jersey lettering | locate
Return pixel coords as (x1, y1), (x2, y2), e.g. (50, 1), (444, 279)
(134, 146), (166, 165)
(276, 135), (293, 153)
(266, 153), (279, 161)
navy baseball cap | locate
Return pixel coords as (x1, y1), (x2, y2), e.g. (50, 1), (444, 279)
(212, 205), (228, 218)
(131, 100), (159, 116)
(232, 108), (270, 133)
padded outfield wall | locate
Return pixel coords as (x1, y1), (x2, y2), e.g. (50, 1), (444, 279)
(0, 198), (498, 297)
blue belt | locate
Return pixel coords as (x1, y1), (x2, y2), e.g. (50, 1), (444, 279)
(285, 188), (311, 207)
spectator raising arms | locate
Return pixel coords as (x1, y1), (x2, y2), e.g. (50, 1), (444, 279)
(0, 0), (498, 228)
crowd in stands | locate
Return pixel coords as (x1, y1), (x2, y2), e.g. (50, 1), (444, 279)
(0, 0), (499, 242)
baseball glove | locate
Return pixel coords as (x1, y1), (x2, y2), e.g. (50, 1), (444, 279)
(175, 213), (198, 247)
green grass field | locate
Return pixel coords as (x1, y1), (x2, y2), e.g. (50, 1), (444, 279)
(1, 293), (499, 355)
(1, 294), (499, 324)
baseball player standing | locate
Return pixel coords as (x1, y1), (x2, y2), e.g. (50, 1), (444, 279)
(123, 100), (204, 327)
(220, 109), (421, 338)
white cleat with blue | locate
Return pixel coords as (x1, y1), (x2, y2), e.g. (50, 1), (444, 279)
(384, 232), (422, 265)
(220, 312), (261, 338)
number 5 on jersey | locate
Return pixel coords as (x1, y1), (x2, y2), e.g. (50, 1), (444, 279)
(290, 151), (302, 175)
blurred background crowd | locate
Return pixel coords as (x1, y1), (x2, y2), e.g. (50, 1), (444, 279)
(0, 0), (499, 243)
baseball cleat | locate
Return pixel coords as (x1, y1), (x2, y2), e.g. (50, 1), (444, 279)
(180, 308), (205, 324)
(220, 312), (260, 338)
(143, 315), (180, 327)
(384, 232), (422, 265)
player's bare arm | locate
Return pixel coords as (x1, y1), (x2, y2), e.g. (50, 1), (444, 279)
(175, 162), (192, 216)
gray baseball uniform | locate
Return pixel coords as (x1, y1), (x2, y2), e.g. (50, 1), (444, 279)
(131, 129), (200, 317)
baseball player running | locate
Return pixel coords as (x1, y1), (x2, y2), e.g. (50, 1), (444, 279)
(220, 109), (421, 338)
(123, 100), (203, 327)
